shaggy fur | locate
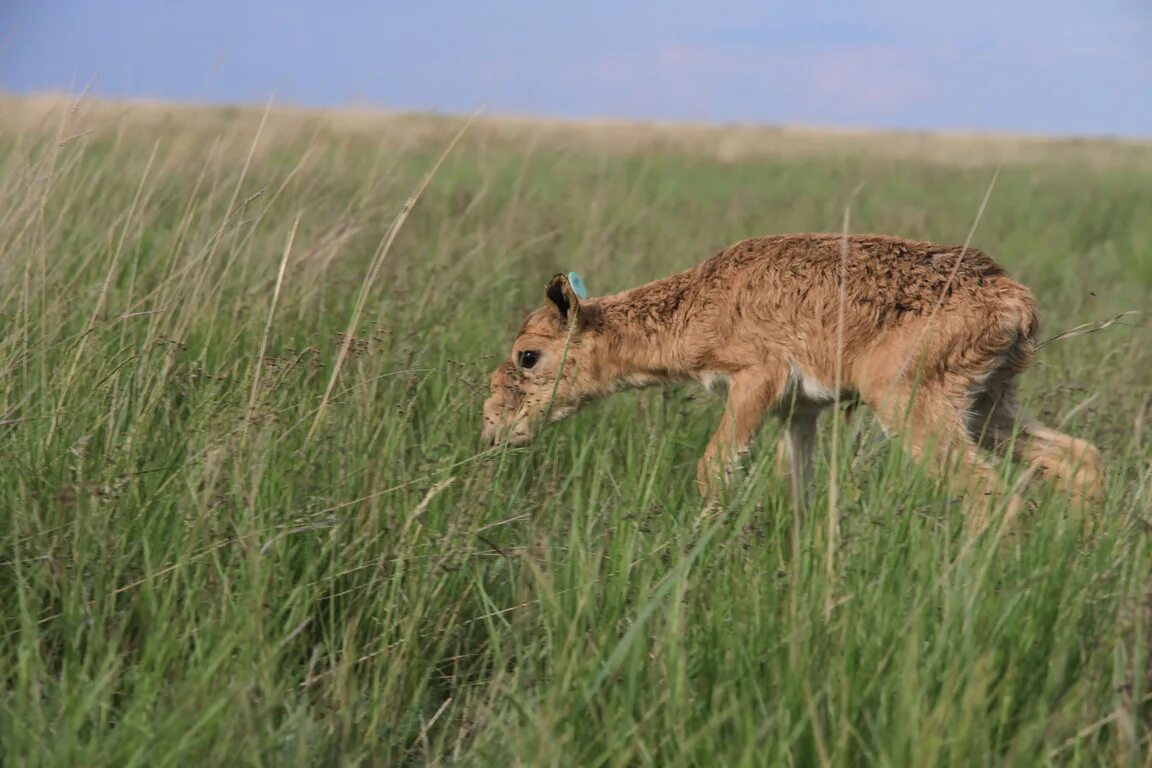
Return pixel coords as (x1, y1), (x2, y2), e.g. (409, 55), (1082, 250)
(481, 233), (1104, 525)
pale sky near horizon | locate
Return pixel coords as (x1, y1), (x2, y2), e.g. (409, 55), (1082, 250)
(2, 1), (1150, 138)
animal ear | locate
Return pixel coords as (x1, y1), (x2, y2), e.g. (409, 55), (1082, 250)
(545, 273), (581, 326)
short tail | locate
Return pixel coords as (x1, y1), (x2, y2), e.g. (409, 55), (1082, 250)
(1003, 291), (1040, 376)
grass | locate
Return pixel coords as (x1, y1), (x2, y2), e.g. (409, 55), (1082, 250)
(0, 93), (1151, 766)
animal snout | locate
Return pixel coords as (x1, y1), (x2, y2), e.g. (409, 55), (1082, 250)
(480, 419), (533, 448)
(480, 418), (501, 447)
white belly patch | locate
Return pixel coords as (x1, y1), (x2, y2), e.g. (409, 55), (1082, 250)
(698, 371), (730, 395)
(787, 362), (836, 405)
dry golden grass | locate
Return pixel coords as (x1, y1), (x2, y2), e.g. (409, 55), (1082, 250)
(5, 91), (1152, 171)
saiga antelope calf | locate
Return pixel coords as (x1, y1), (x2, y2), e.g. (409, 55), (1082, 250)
(481, 234), (1104, 524)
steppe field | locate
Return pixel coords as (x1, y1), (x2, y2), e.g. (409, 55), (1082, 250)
(1, 93), (1151, 766)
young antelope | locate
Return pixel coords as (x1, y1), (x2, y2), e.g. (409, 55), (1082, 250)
(481, 233), (1104, 525)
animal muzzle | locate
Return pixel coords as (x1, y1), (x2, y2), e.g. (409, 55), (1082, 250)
(481, 399), (534, 446)
(481, 421), (533, 447)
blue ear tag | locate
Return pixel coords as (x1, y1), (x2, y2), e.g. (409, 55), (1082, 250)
(567, 271), (589, 300)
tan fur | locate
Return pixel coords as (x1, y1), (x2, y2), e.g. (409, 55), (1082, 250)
(481, 233), (1104, 528)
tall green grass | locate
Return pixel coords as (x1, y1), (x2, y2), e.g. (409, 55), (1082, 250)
(0, 96), (1150, 766)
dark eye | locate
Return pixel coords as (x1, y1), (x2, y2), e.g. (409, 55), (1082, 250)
(517, 350), (540, 369)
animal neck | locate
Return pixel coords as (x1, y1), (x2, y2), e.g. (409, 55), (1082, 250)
(590, 268), (704, 391)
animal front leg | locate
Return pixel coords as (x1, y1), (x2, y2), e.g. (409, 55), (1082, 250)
(695, 372), (781, 499)
(774, 407), (820, 508)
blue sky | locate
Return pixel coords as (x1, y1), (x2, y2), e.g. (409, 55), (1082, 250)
(2, 1), (1150, 137)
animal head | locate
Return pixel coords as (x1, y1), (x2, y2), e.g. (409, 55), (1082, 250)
(481, 273), (601, 446)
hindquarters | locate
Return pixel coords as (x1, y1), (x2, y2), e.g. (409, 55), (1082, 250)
(853, 276), (1040, 423)
(847, 281), (1104, 528)
(965, 346), (1104, 510)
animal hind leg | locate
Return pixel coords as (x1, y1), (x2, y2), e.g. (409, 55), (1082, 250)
(869, 382), (1022, 533)
(967, 378), (1104, 508)
(1016, 422), (1104, 506)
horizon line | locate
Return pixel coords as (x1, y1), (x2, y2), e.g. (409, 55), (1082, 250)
(4, 88), (1152, 146)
